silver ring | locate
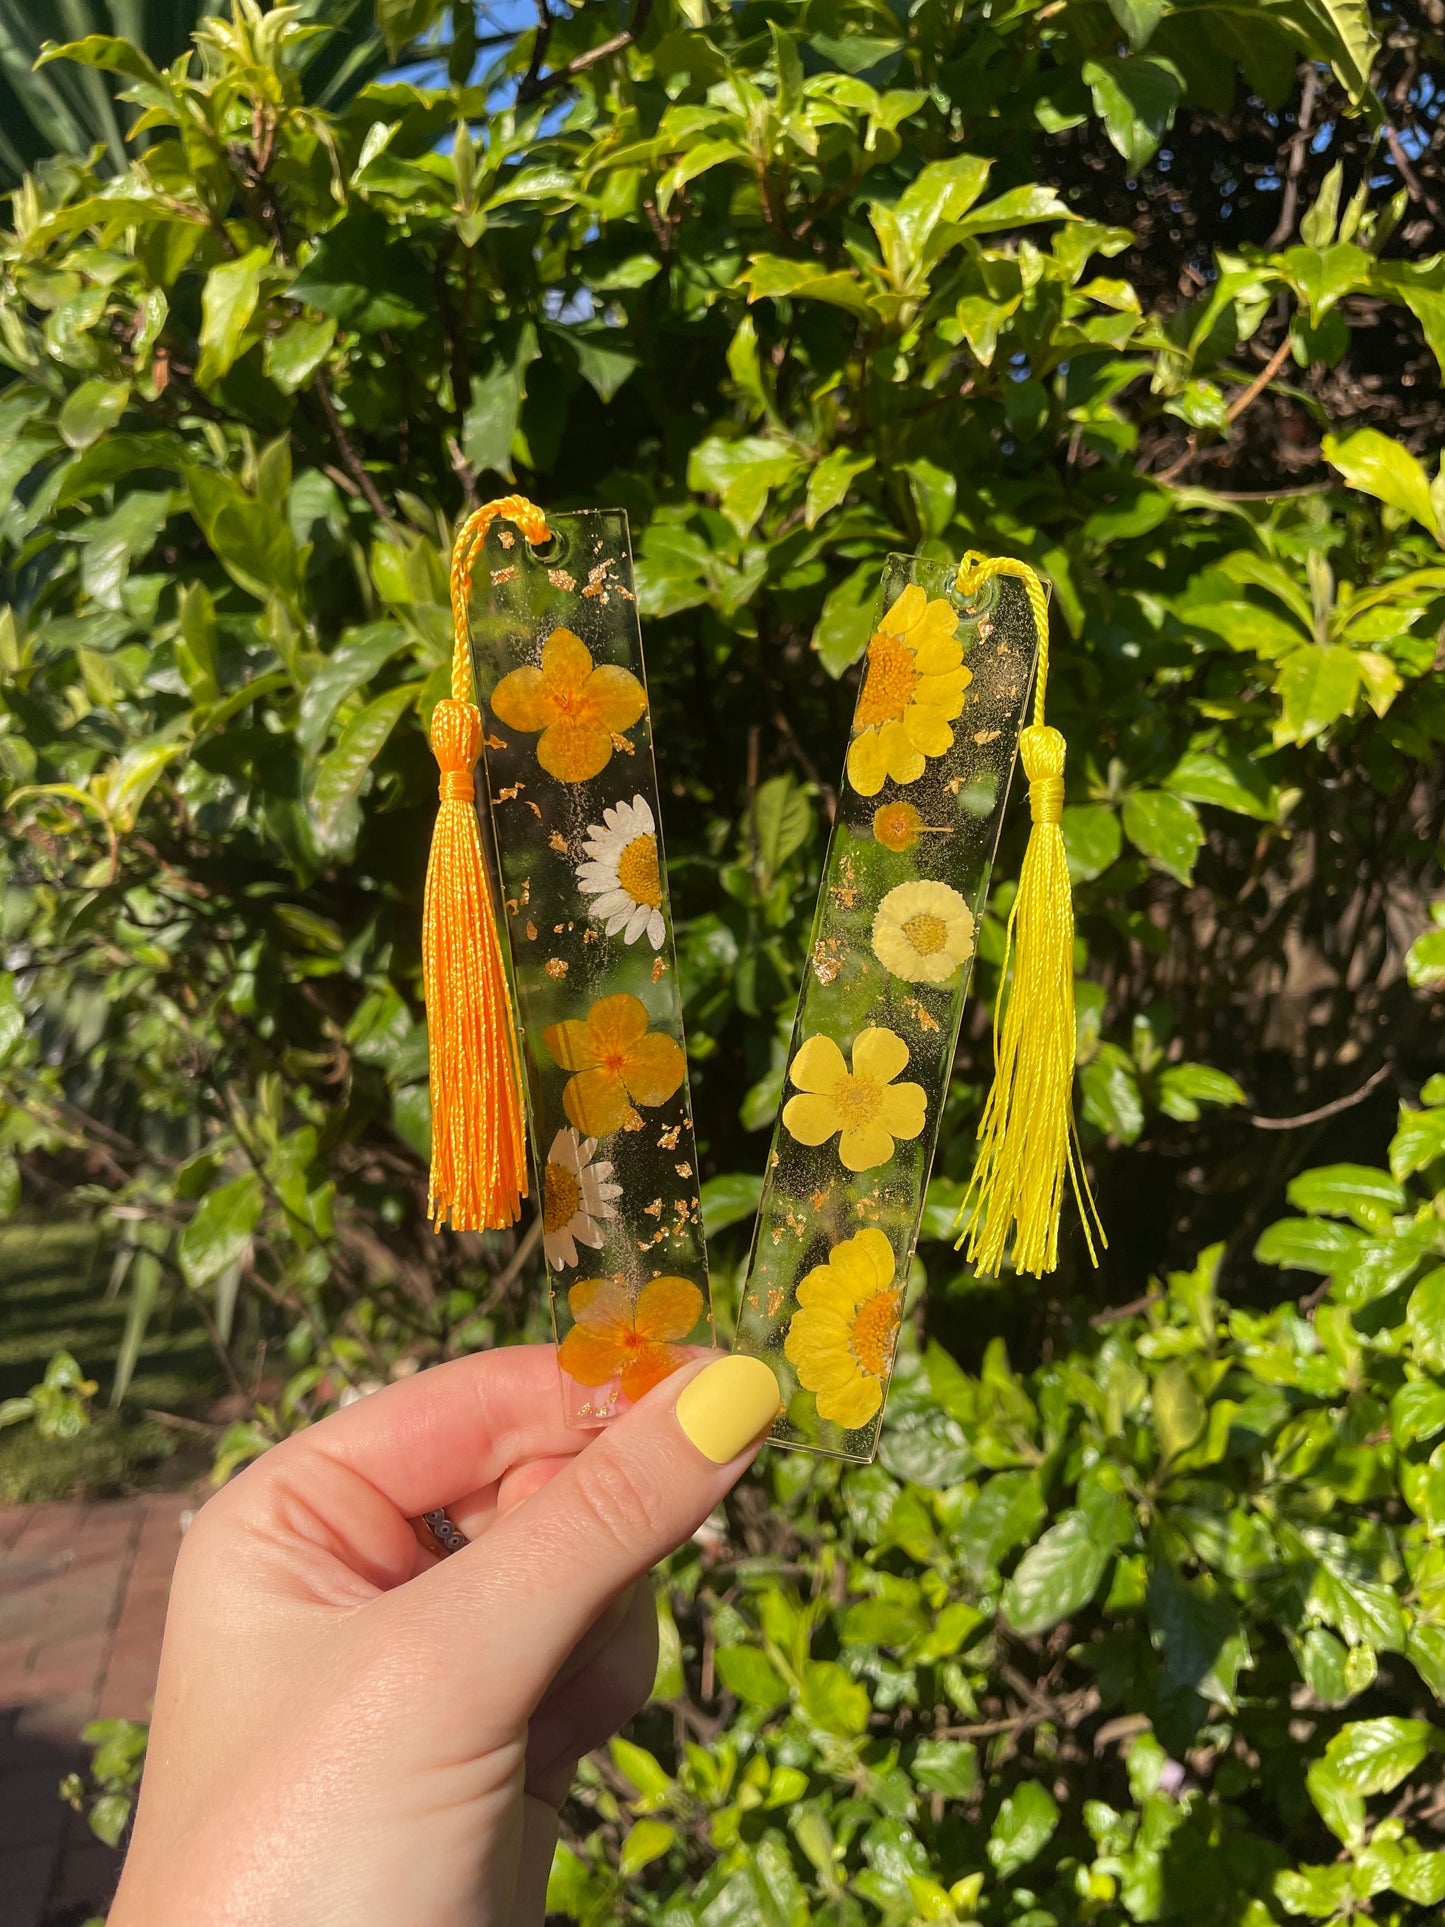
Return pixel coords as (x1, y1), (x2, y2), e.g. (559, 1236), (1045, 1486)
(422, 1507), (469, 1555)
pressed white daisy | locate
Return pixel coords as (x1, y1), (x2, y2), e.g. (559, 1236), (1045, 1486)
(576, 794), (666, 949)
(542, 1127), (622, 1270)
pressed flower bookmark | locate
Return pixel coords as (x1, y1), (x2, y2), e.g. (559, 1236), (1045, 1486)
(457, 504), (713, 1425)
(732, 551), (1069, 1462)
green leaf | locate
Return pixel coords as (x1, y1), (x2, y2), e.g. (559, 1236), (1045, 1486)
(618, 1819), (676, 1876)
(1273, 644), (1362, 746)
(715, 1644), (789, 1708)
(1081, 1044), (1145, 1143)
(1287, 1163), (1405, 1232)
(1152, 1360), (1206, 1462)
(1407, 1268), (1445, 1374)
(308, 683), (418, 854)
(1323, 428), (1442, 541)
(289, 210), (430, 332)
(58, 378), (129, 452)
(1120, 790), (1203, 883)
(814, 562), (879, 676)
(753, 773), (813, 883)
(986, 1781), (1059, 1879)
(1082, 55), (1185, 173)
(297, 624), (409, 756)
(178, 1177), (264, 1291)
(1002, 1510), (1112, 1635)
(806, 450), (874, 529)
(1406, 924), (1445, 989)
(1062, 804), (1121, 883)
(1108, 0), (1166, 46)
(699, 1172), (763, 1236)
(742, 255), (875, 317)
(1274, 1863), (1355, 1919)
(957, 1470), (1046, 1578)
(910, 1739), (979, 1799)
(197, 247), (270, 389)
(1316, 1716), (1437, 1798)
(1167, 749), (1276, 820)
(687, 435), (803, 537)
(800, 1659), (871, 1736)
(78, 490), (170, 610)
(1157, 1062), (1247, 1121)
(264, 317), (337, 396)
(1147, 1560), (1248, 1708)
(1391, 1101), (1445, 1182)
(1290, 0), (1379, 103)
(1254, 1217), (1362, 1274)
(569, 331), (638, 403)
(1281, 242), (1369, 325)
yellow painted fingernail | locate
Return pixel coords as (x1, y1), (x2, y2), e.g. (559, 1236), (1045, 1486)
(676, 1355), (781, 1465)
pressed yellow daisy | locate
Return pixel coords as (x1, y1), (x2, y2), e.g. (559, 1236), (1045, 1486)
(872, 879), (975, 985)
(846, 585), (972, 798)
(784, 1228), (901, 1429)
(782, 1026), (926, 1172)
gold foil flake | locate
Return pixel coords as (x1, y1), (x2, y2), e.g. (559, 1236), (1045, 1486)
(610, 732), (636, 756)
(498, 528), (515, 549)
(829, 854), (859, 909)
(583, 559), (617, 599)
(658, 1125), (682, 1150)
(547, 567), (576, 591)
(767, 1287), (785, 1317)
(675, 1161), (693, 1179)
(622, 1107), (645, 1132)
(809, 1183), (834, 1212)
(526, 799), (542, 819)
(974, 728), (1001, 746)
(524, 920), (538, 941)
(548, 831), (569, 854)
(490, 565), (518, 585)
(544, 958), (568, 980)
(497, 782), (526, 802)
(784, 1207), (808, 1241)
(945, 775), (965, 795)
(651, 957), (668, 981)
(644, 1198), (664, 1219)
(812, 937), (844, 985)
(485, 732), (508, 750)
(903, 996), (941, 1033)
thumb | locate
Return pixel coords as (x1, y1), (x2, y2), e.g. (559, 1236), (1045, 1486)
(408, 1352), (780, 1727)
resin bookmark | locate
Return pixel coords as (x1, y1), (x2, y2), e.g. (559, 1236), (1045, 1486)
(732, 554), (1039, 1461)
(469, 510), (713, 1425)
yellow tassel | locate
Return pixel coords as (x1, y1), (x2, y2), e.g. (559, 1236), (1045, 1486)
(423, 493), (549, 1232)
(953, 551), (1105, 1278)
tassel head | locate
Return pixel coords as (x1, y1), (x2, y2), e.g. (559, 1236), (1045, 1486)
(954, 563), (1104, 1277)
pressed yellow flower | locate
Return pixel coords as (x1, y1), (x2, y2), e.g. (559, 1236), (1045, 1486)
(782, 1026), (926, 1172)
(558, 1274), (703, 1404)
(846, 586), (972, 797)
(542, 993), (686, 1138)
(490, 626), (646, 783)
(872, 879), (975, 985)
(784, 1228), (901, 1429)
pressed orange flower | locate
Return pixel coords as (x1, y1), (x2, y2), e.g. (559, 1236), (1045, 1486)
(558, 1274), (704, 1403)
(542, 992), (686, 1138)
(847, 586), (972, 797)
(490, 626), (646, 783)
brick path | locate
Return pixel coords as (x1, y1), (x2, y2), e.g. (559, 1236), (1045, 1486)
(0, 1493), (193, 1927)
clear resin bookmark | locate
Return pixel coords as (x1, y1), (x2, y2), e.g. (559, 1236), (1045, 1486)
(732, 554), (1039, 1461)
(469, 509), (713, 1425)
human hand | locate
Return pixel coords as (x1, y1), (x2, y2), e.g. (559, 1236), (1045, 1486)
(110, 1346), (781, 1927)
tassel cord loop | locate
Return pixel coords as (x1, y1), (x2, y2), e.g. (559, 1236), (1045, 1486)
(952, 551), (1105, 1277)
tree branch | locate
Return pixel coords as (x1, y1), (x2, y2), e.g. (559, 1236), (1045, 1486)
(516, 0), (652, 104)
(1250, 1061), (1392, 1131)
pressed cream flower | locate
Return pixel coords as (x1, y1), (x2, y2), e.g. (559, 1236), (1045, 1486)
(783, 1228), (901, 1429)
(541, 1127), (622, 1270)
(576, 795), (665, 950)
(872, 879), (975, 985)
(846, 586), (972, 797)
(557, 1273), (704, 1404)
(542, 992), (686, 1139)
(782, 1026), (926, 1173)
(490, 626), (646, 783)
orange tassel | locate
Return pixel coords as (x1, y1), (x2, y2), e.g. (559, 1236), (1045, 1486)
(423, 494), (549, 1232)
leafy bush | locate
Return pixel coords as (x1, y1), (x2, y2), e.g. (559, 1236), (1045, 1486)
(2, 0), (1443, 1918)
